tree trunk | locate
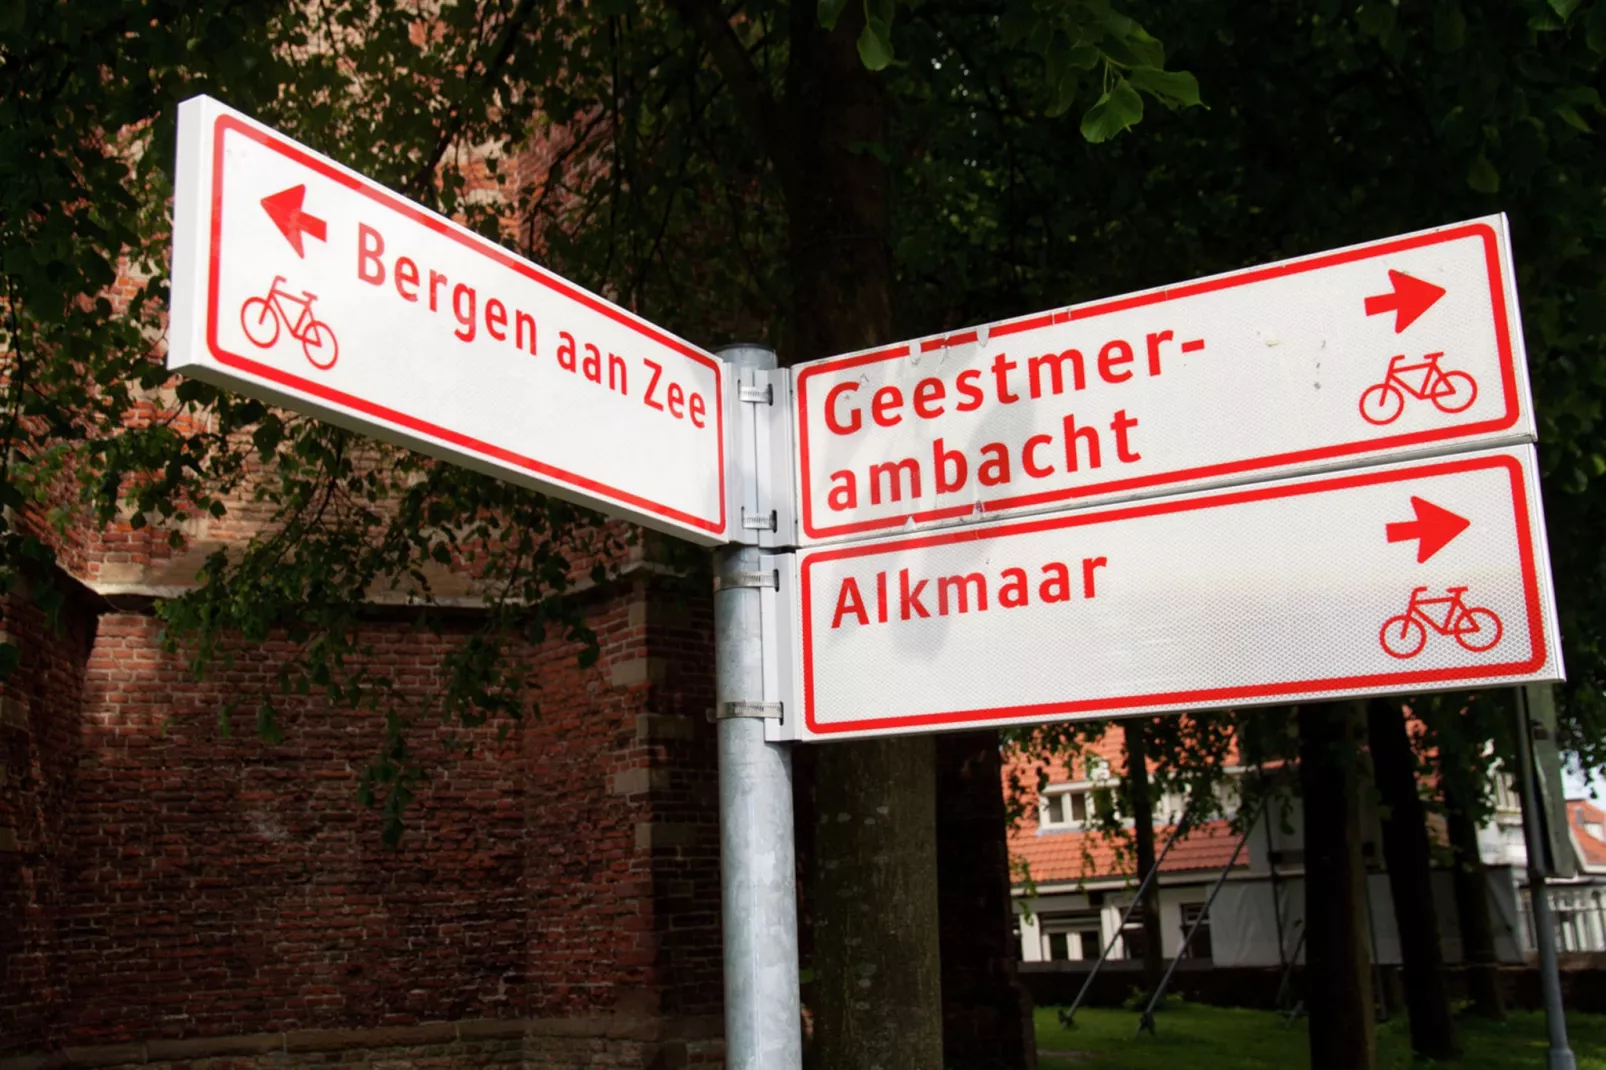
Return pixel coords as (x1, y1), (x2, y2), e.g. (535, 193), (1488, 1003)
(1441, 748), (1506, 1020)
(811, 735), (943, 1070)
(1123, 719), (1165, 999)
(786, 5), (942, 1069)
(1365, 700), (1459, 1058)
(936, 730), (1036, 1070)
(1299, 700), (1377, 1070)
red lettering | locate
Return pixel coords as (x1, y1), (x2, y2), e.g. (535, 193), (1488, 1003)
(451, 283), (477, 342)
(825, 382), (862, 435)
(998, 568), (1029, 607)
(955, 370), (984, 412)
(1064, 414), (1102, 471)
(978, 442), (1011, 487)
(643, 359), (665, 410)
(913, 377), (945, 418)
(484, 297), (507, 339)
(991, 353), (1020, 403)
(1146, 330), (1173, 376)
(828, 470), (857, 511)
(1111, 409), (1141, 463)
(934, 438), (967, 494)
(689, 392), (707, 428)
(1023, 434), (1053, 478)
(357, 223), (386, 284)
(393, 255), (418, 301)
(428, 269), (448, 312)
(899, 569), (930, 620)
(1098, 339), (1134, 383)
(667, 381), (685, 419)
(872, 386), (903, 427)
(1082, 556), (1108, 598)
(832, 578), (869, 629)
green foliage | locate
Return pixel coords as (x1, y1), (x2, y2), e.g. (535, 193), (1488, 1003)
(11, 0), (1606, 845)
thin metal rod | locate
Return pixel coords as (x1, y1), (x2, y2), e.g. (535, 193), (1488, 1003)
(1136, 803), (1258, 1035)
(1513, 686), (1577, 1070)
(714, 344), (801, 1070)
(1060, 802), (1195, 1026)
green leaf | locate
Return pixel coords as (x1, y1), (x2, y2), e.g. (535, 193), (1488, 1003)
(1588, 1), (1606, 51)
(1080, 79), (1144, 142)
(0, 643), (20, 680)
(1128, 66), (1202, 108)
(819, 0), (851, 31)
(1550, 0), (1583, 20)
(256, 700), (283, 745)
(858, 7), (894, 71)
(1467, 153), (1501, 193)
(1556, 104), (1591, 132)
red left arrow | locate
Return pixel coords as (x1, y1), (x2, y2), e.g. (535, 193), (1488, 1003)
(1386, 496), (1470, 563)
(260, 185), (327, 258)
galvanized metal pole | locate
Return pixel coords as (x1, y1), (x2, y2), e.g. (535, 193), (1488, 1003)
(1513, 686), (1576, 1070)
(714, 344), (802, 1070)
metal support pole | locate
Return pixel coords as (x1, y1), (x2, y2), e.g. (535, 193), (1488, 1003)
(1136, 805), (1257, 1035)
(714, 344), (802, 1070)
(1060, 803), (1195, 1027)
(1513, 687), (1576, 1070)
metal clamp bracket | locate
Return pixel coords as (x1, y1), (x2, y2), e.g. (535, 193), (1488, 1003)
(739, 382), (774, 405)
(715, 569), (779, 591)
(710, 701), (784, 722)
(741, 509), (778, 532)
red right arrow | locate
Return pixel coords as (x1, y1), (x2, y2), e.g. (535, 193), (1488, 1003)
(1365, 269), (1446, 333)
(260, 184), (327, 258)
(1386, 496), (1470, 563)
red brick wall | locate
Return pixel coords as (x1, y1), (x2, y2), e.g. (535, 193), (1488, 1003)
(1, 570), (726, 1068)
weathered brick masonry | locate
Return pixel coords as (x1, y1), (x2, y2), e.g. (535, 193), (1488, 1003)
(1, 566), (725, 1069)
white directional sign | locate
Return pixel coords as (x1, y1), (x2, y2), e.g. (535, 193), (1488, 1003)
(792, 217), (1533, 545)
(776, 446), (1560, 741)
(168, 96), (730, 544)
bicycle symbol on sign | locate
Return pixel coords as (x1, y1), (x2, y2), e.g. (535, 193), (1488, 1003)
(1358, 352), (1476, 426)
(1379, 585), (1503, 659)
(240, 276), (340, 370)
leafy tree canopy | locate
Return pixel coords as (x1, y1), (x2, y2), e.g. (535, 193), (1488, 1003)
(5, 0), (1606, 842)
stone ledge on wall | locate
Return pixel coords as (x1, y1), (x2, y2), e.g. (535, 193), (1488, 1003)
(0, 1013), (726, 1070)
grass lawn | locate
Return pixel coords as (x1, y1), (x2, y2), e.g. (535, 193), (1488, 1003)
(1035, 1002), (1606, 1069)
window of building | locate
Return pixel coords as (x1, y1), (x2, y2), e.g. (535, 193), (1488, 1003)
(1042, 789), (1090, 829)
(1120, 921), (1148, 961)
(1180, 902), (1213, 960)
(1042, 911), (1103, 961)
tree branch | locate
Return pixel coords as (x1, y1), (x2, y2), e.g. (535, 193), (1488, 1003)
(667, 0), (796, 192)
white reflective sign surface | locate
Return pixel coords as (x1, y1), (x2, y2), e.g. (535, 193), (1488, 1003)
(792, 217), (1533, 545)
(169, 96), (729, 543)
(778, 446), (1561, 742)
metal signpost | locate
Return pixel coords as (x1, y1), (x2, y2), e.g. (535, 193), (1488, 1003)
(169, 96), (1572, 1069)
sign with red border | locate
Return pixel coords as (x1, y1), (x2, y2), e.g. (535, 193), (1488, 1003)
(169, 96), (729, 544)
(792, 217), (1533, 546)
(780, 446), (1560, 741)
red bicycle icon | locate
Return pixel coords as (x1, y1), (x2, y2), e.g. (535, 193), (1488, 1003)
(240, 276), (339, 370)
(1379, 585), (1502, 659)
(1358, 352), (1476, 425)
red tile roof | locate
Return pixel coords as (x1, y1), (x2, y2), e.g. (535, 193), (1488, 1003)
(1568, 800), (1606, 868)
(1010, 818), (1245, 886)
(1004, 724), (1247, 885)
